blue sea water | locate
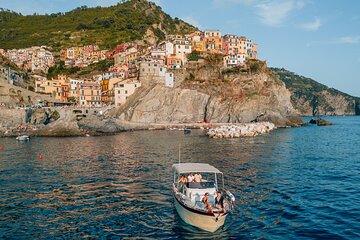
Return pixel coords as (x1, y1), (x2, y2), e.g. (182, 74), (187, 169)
(0, 116), (359, 239)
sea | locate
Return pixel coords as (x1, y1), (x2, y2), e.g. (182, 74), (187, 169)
(0, 116), (359, 239)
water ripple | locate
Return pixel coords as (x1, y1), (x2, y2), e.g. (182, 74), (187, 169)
(0, 116), (359, 239)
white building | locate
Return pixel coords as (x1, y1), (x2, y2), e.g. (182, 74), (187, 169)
(69, 79), (84, 97)
(174, 42), (192, 55)
(223, 54), (246, 68)
(165, 72), (174, 88)
(114, 80), (141, 106)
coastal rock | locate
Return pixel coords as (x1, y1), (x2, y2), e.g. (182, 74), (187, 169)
(273, 68), (360, 116)
(207, 122), (276, 138)
(115, 62), (303, 127)
(117, 84), (210, 123)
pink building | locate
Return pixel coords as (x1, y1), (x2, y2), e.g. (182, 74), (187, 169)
(78, 83), (102, 107)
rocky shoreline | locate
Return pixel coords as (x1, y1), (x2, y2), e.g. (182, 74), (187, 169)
(206, 122), (276, 138)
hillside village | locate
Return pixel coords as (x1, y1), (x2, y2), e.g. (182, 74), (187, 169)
(0, 30), (258, 108)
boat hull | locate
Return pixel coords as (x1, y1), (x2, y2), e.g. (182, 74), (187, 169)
(174, 196), (228, 232)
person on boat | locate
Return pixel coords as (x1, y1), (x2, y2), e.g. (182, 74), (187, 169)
(178, 175), (188, 184)
(194, 172), (202, 182)
(188, 172), (194, 182)
(201, 192), (212, 212)
(215, 191), (227, 211)
(178, 175), (188, 192)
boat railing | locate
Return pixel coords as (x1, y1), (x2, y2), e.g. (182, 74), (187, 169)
(176, 189), (235, 214)
(224, 190), (236, 210)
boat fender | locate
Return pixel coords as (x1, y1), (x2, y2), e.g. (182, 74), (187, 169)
(226, 191), (235, 202)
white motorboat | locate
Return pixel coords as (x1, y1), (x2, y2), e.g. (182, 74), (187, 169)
(172, 163), (235, 232)
(16, 135), (30, 141)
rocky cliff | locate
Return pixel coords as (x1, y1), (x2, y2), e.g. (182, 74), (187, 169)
(116, 60), (302, 127)
(273, 68), (360, 116)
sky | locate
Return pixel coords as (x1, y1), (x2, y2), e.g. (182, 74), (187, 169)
(1, 0), (360, 96)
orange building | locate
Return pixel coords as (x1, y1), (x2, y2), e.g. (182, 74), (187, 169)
(60, 84), (70, 102)
(166, 55), (183, 69)
(203, 30), (222, 53)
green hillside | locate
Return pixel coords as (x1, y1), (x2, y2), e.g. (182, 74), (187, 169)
(272, 68), (360, 116)
(0, 0), (197, 50)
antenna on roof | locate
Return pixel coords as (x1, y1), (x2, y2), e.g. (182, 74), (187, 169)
(178, 144), (181, 165)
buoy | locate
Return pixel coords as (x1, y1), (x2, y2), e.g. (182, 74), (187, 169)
(39, 153), (43, 160)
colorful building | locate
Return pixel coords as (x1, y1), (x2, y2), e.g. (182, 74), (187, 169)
(78, 83), (101, 107)
(204, 30), (222, 53)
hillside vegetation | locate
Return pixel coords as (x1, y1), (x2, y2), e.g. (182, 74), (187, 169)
(0, 0), (197, 50)
(272, 68), (360, 116)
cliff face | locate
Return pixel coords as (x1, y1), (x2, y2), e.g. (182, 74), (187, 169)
(117, 61), (302, 127)
(273, 68), (360, 116)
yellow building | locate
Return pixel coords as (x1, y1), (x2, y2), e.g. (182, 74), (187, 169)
(239, 36), (248, 57)
(192, 41), (205, 52)
(100, 79), (110, 104)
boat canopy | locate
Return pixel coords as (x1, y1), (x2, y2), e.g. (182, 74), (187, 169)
(172, 163), (222, 174)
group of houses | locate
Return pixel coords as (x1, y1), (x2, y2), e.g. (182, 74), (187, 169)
(33, 73), (141, 107)
(0, 46), (54, 73)
(1, 29), (259, 108)
(59, 45), (108, 67)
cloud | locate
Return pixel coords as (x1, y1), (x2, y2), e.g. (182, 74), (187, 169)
(181, 16), (201, 29)
(338, 36), (360, 44)
(300, 17), (322, 31)
(255, 0), (304, 27)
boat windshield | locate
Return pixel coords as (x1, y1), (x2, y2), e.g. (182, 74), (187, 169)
(187, 182), (215, 189)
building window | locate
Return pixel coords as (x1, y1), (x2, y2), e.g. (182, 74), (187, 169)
(118, 90), (120, 94)
(125, 90), (128, 94)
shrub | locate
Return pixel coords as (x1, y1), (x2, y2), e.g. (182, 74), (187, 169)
(187, 51), (202, 61)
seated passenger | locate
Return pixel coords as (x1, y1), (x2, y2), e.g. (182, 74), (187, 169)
(187, 172), (194, 182)
(194, 172), (202, 182)
(178, 175), (188, 192)
(215, 192), (227, 211)
(201, 192), (212, 212)
(178, 175), (188, 184)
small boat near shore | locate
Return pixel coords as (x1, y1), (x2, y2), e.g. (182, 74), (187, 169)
(16, 135), (30, 141)
(184, 128), (191, 134)
(172, 163), (235, 232)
